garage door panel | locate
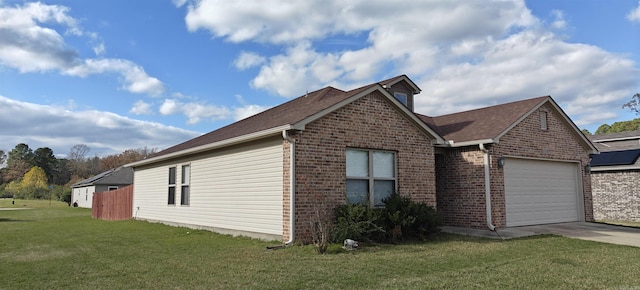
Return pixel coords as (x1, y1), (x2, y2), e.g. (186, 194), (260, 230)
(505, 158), (579, 227)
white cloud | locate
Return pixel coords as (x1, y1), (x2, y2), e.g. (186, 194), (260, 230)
(130, 100), (152, 115)
(0, 2), (164, 96)
(628, 1), (640, 22)
(0, 95), (200, 156)
(159, 95), (270, 123)
(160, 99), (231, 124)
(233, 104), (270, 121)
(64, 59), (165, 96)
(551, 10), (566, 29)
(233, 51), (266, 70)
(181, 0), (638, 128)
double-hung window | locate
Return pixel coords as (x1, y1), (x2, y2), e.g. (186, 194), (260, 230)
(181, 165), (190, 205)
(168, 167), (176, 205)
(346, 149), (396, 207)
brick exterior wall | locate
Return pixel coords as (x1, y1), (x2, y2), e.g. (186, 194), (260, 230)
(283, 91), (437, 243)
(436, 103), (594, 228)
(592, 170), (640, 222)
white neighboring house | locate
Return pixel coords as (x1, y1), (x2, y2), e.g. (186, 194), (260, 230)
(71, 167), (133, 208)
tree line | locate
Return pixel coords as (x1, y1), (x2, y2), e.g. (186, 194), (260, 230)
(0, 143), (156, 201)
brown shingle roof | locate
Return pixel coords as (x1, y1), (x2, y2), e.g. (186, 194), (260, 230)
(418, 96), (548, 143)
(153, 83), (377, 157)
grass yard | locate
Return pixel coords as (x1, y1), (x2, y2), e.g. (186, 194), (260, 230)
(2, 200), (640, 289)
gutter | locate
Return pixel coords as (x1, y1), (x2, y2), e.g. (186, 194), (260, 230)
(479, 143), (496, 231)
(282, 130), (296, 245)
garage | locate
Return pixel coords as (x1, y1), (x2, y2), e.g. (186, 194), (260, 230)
(504, 158), (581, 227)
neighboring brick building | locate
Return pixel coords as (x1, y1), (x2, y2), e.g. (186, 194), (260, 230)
(589, 132), (640, 222)
(127, 75), (597, 243)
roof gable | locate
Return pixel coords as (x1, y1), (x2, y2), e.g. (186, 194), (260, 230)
(420, 96), (597, 153)
(128, 76), (443, 167)
(420, 96), (548, 144)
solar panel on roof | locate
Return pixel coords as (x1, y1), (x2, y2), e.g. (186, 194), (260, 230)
(591, 149), (640, 167)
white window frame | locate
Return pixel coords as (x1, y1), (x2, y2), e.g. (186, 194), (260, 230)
(346, 148), (397, 207)
(168, 167), (176, 205)
(180, 164), (191, 206)
(107, 186), (118, 191)
(394, 92), (408, 106)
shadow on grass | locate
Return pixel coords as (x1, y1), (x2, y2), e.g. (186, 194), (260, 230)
(0, 218), (31, 222)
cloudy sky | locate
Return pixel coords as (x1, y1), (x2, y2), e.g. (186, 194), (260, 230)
(1, 0), (638, 158)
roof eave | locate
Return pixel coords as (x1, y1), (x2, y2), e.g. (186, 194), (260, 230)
(435, 138), (497, 148)
(126, 125), (292, 168)
(591, 165), (640, 172)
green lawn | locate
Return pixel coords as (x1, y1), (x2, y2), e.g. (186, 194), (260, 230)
(2, 200), (640, 289)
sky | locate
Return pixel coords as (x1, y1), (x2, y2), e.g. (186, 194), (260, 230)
(0, 0), (639, 158)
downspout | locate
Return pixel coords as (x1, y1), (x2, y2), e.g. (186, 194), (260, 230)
(479, 143), (496, 231)
(282, 130), (296, 245)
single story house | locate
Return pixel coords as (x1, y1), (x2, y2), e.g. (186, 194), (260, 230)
(127, 75), (597, 243)
(589, 131), (640, 222)
(71, 167), (134, 209)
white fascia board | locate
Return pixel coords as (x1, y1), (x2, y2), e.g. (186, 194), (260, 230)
(591, 165), (640, 172)
(126, 125), (292, 168)
(434, 139), (496, 148)
(593, 136), (640, 142)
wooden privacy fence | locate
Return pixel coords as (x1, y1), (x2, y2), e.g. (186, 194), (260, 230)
(92, 185), (133, 221)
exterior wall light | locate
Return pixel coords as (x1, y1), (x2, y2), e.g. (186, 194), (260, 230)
(497, 157), (506, 168)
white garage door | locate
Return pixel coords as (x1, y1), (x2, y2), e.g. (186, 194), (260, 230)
(504, 158), (580, 227)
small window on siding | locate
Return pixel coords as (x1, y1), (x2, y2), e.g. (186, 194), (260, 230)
(181, 165), (190, 205)
(108, 186), (118, 191)
(540, 111), (548, 130)
(394, 92), (408, 106)
(168, 167), (176, 205)
(346, 149), (396, 207)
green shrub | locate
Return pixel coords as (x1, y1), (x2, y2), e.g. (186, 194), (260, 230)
(332, 203), (384, 243)
(376, 193), (441, 242)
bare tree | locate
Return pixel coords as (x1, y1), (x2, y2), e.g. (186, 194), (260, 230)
(623, 93), (640, 115)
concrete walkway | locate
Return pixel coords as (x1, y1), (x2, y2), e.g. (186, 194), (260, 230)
(442, 222), (640, 248)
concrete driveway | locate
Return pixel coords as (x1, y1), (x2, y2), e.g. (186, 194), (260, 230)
(442, 222), (640, 248)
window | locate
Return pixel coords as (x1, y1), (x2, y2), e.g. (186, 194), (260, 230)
(346, 149), (396, 207)
(180, 165), (190, 205)
(540, 111), (548, 130)
(108, 186), (118, 191)
(168, 167), (176, 205)
(394, 92), (408, 106)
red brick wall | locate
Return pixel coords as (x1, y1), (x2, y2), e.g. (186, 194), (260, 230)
(285, 91), (437, 242)
(437, 103), (594, 228)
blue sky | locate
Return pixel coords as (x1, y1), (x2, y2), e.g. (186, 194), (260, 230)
(0, 0), (638, 158)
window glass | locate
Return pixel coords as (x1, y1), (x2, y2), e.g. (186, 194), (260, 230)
(181, 186), (190, 205)
(394, 93), (408, 106)
(181, 165), (190, 184)
(374, 180), (395, 207)
(346, 179), (368, 204)
(373, 151), (394, 178)
(346, 149), (369, 177)
(168, 167), (176, 185)
(168, 187), (175, 205)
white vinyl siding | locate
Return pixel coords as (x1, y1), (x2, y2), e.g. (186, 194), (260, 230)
(504, 158), (580, 227)
(133, 138), (284, 238)
(71, 186), (95, 209)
